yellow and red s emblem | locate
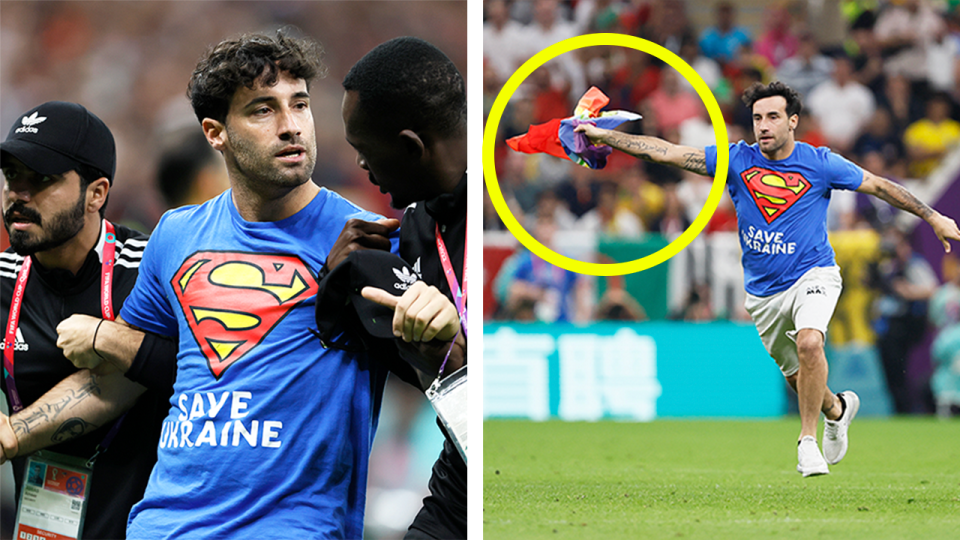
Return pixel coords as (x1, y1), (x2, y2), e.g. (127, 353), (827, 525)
(740, 167), (811, 224)
(171, 252), (318, 379)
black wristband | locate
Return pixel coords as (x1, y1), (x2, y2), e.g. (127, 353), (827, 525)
(92, 319), (107, 361)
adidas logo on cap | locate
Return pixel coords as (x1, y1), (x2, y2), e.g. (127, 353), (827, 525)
(14, 112), (47, 134)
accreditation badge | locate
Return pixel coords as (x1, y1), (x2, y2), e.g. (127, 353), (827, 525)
(426, 364), (468, 464)
(14, 451), (92, 540)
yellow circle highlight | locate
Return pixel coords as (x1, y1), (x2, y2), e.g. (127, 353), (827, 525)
(483, 33), (729, 276)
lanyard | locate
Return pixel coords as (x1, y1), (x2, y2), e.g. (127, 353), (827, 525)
(435, 217), (467, 339)
(3, 221), (116, 413)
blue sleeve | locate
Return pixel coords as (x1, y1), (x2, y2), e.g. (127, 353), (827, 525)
(119, 214), (178, 337)
(705, 143), (739, 196)
(824, 150), (864, 191)
(704, 145), (718, 176)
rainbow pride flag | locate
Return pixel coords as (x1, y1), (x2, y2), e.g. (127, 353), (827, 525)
(506, 87), (641, 169)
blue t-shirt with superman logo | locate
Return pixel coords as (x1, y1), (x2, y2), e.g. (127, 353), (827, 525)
(120, 189), (396, 539)
(705, 141), (863, 296)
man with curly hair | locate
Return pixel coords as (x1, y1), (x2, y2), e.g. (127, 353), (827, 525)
(7, 30), (419, 538)
(576, 81), (960, 476)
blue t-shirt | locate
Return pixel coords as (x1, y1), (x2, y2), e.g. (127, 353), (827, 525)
(511, 251), (579, 322)
(705, 141), (863, 296)
(699, 26), (752, 63)
(120, 189), (396, 539)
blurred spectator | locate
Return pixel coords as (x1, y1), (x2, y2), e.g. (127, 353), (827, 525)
(698, 1), (751, 65)
(528, 65), (572, 123)
(500, 150), (540, 214)
(867, 227), (939, 414)
(639, 0), (695, 55)
(483, 184), (507, 231)
(526, 187), (577, 231)
(925, 15), (959, 93)
(807, 55), (876, 152)
(644, 68), (704, 135)
(929, 256), (960, 417)
(556, 161), (601, 217)
(671, 282), (715, 321)
(155, 127), (229, 210)
(873, 0), (946, 86)
(904, 92), (960, 178)
(678, 107), (716, 150)
(577, 181), (644, 237)
(849, 11), (886, 95)
(493, 215), (586, 323)
(619, 164), (665, 229)
(484, 0), (533, 84)
(595, 285), (648, 321)
(526, 0), (585, 101)
(754, 4), (800, 68)
(678, 37), (723, 95)
(853, 108), (907, 166)
(776, 32), (833, 100)
(607, 48), (662, 110)
(852, 151), (899, 230)
(795, 109), (829, 148)
(651, 183), (691, 237)
(876, 73), (925, 136)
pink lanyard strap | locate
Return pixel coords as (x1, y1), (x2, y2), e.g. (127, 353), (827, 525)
(3, 221), (116, 413)
(435, 217), (467, 339)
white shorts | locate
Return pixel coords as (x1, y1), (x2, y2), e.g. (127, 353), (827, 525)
(744, 265), (842, 377)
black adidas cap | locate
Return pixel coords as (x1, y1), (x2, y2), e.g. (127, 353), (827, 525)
(315, 249), (420, 350)
(1, 101), (116, 184)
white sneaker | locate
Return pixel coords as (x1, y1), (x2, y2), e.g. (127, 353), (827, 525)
(797, 435), (829, 477)
(823, 390), (860, 465)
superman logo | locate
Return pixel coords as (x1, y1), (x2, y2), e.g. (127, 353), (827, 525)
(740, 167), (811, 224)
(171, 252), (318, 379)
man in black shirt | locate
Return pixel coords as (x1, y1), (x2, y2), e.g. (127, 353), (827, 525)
(325, 37), (467, 540)
(0, 101), (167, 539)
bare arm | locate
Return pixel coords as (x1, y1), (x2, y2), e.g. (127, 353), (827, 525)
(857, 170), (960, 252)
(56, 314), (145, 373)
(0, 368), (146, 463)
(574, 124), (710, 176)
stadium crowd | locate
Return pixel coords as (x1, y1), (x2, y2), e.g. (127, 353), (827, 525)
(484, 0), (960, 415)
(1, 2), (465, 539)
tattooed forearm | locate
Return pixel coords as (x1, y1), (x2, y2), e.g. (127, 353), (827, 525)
(51, 417), (98, 443)
(9, 372), (102, 437)
(680, 151), (708, 175)
(874, 178), (934, 219)
(11, 418), (29, 437)
(604, 133), (669, 161)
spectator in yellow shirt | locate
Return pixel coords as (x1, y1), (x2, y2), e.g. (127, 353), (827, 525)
(904, 92), (960, 178)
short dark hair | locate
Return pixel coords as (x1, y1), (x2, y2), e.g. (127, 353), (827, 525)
(187, 29), (326, 124)
(156, 128), (220, 208)
(343, 37), (466, 136)
(741, 81), (802, 118)
(75, 163), (109, 217)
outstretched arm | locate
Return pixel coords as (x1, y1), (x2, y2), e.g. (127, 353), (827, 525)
(574, 124), (710, 176)
(0, 368), (145, 464)
(857, 170), (960, 252)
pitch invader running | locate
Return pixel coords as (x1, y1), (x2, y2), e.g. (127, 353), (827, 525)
(576, 81), (960, 476)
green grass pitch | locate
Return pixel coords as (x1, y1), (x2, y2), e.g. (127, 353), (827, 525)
(484, 418), (960, 539)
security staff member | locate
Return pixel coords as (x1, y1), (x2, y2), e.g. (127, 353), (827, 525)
(0, 101), (167, 539)
(326, 37), (468, 540)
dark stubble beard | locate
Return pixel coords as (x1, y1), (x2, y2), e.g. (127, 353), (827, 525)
(2, 189), (87, 256)
(226, 125), (317, 190)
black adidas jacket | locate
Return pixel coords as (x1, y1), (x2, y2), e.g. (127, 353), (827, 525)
(1, 221), (169, 540)
(398, 175), (467, 540)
